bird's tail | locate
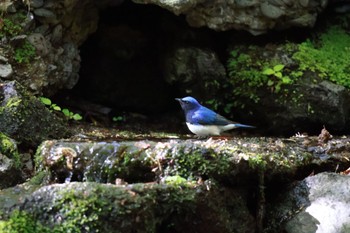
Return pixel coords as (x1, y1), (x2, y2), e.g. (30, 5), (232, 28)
(234, 123), (255, 128)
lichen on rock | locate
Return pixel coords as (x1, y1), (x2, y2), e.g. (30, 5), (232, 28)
(0, 81), (70, 147)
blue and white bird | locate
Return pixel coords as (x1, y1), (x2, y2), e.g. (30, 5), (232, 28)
(176, 96), (254, 136)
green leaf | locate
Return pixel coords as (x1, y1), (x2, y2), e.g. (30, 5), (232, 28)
(112, 116), (123, 122)
(275, 83), (281, 93)
(273, 64), (285, 72)
(40, 97), (51, 105)
(262, 68), (274, 75)
(72, 114), (82, 121)
(62, 108), (70, 117)
(267, 80), (274, 86)
(274, 72), (283, 78)
(51, 104), (61, 111)
(282, 76), (292, 84)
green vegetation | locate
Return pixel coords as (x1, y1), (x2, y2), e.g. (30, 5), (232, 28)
(112, 116), (124, 122)
(163, 146), (232, 181)
(293, 26), (350, 88)
(39, 97), (61, 111)
(0, 210), (50, 233)
(227, 48), (294, 108)
(0, 13), (36, 63)
(248, 154), (267, 170)
(262, 64), (292, 93)
(164, 175), (196, 187)
(40, 97), (82, 121)
(14, 40), (36, 63)
(0, 132), (20, 168)
(0, 14), (25, 38)
(0, 183), (201, 233)
(61, 108), (83, 121)
(226, 25), (350, 109)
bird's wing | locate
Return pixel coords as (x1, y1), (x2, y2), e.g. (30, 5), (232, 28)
(191, 107), (232, 125)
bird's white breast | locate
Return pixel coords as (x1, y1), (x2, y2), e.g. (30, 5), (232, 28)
(186, 123), (238, 136)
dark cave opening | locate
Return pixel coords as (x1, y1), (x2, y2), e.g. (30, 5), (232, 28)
(58, 1), (235, 134)
(53, 0), (348, 136)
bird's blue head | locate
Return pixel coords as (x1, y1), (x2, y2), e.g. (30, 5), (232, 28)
(175, 96), (201, 112)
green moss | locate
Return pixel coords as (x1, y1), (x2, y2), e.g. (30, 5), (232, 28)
(0, 12), (27, 38)
(0, 210), (50, 233)
(225, 26), (350, 111)
(163, 145), (232, 180)
(226, 46), (299, 109)
(14, 40), (36, 64)
(248, 154), (267, 170)
(0, 132), (20, 168)
(0, 183), (203, 233)
(27, 171), (49, 185)
(293, 26), (350, 88)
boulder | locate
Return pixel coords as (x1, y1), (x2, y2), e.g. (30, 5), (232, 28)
(0, 81), (70, 147)
(0, 182), (255, 233)
(0, 132), (23, 189)
(267, 172), (350, 233)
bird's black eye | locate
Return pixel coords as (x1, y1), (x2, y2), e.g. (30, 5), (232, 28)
(182, 100), (188, 104)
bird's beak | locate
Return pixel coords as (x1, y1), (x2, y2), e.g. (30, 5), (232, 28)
(175, 98), (181, 102)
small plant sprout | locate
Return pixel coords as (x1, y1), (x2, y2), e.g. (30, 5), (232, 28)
(40, 97), (61, 111)
(262, 64), (292, 93)
(40, 97), (82, 121)
(112, 116), (124, 122)
(62, 109), (83, 121)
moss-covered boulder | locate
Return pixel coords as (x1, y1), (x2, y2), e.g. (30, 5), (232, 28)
(0, 81), (70, 148)
(0, 132), (23, 189)
(0, 182), (254, 233)
(2, 134), (350, 232)
(35, 136), (350, 185)
(222, 25), (350, 135)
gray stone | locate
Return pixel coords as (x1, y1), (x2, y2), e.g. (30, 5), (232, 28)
(33, 8), (57, 20)
(0, 64), (13, 78)
(267, 0), (286, 6)
(260, 2), (285, 19)
(163, 47), (226, 98)
(269, 173), (350, 233)
(30, 0), (44, 8)
(51, 24), (63, 44)
(289, 13), (316, 27)
(0, 55), (8, 63)
(0, 153), (13, 173)
(235, 0), (260, 7)
(27, 33), (50, 56)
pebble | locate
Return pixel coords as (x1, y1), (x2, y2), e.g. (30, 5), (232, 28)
(0, 64), (13, 78)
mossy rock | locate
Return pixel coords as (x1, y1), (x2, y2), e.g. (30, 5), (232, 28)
(0, 182), (254, 233)
(35, 136), (350, 186)
(0, 132), (23, 189)
(0, 81), (70, 148)
(225, 25), (350, 135)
